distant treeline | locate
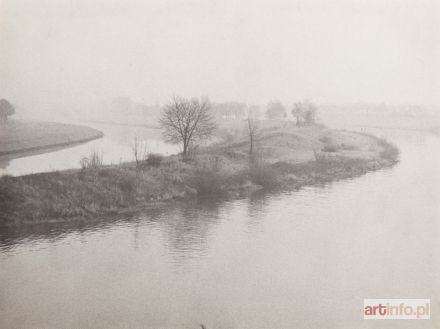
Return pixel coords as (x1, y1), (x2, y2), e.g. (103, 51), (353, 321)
(96, 97), (319, 124)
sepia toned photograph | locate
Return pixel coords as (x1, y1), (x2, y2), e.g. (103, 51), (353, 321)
(0, 0), (439, 328)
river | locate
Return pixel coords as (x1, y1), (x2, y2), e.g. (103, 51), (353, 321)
(0, 125), (439, 328)
(0, 122), (178, 177)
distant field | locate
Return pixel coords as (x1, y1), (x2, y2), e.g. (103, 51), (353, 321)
(0, 120), (103, 156)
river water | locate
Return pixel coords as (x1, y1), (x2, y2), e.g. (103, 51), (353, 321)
(0, 125), (439, 329)
(0, 122), (178, 177)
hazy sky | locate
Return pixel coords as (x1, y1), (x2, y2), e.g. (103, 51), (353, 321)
(1, 0), (439, 114)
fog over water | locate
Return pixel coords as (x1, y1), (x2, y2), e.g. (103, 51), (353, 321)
(1, 0), (439, 118)
(1, 1), (440, 328)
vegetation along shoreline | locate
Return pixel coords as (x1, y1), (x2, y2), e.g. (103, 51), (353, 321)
(0, 97), (399, 226)
(0, 130), (398, 226)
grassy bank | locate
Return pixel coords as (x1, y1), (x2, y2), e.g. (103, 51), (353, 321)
(0, 122), (398, 226)
(0, 120), (103, 157)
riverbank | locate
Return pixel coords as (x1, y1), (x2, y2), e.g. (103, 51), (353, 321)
(0, 122), (398, 226)
(0, 120), (103, 157)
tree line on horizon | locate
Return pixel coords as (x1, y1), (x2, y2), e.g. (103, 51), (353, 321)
(212, 99), (318, 126)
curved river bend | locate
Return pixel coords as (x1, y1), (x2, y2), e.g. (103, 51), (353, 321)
(0, 122), (178, 177)
(0, 128), (439, 329)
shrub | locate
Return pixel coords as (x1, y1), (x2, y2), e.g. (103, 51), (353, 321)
(147, 153), (163, 167)
(313, 150), (328, 163)
(183, 145), (199, 163)
(319, 136), (331, 143)
(249, 163), (279, 189)
(98, 168), (112, 177)
(118, 172), (138, 195)
(377, 137), (399, 161)
(80, 150), (103, 169)
(0, 176), (23, 212)
(321, 144), (338, 152)
(189, 170), (223, 196)
(340, 143), (357, 151)
(222, 148), (247, 160)
(186, 156), (226, 196)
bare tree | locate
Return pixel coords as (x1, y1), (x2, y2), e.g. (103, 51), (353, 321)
(160, 96), (216, 156)
(247, 114), (259, 159)
(132, 136), (148, 168)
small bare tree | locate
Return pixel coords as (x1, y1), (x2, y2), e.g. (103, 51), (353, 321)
(247, 114), (259, 159)
(160, 96), (216, 156)
(132, 136), (148, 168)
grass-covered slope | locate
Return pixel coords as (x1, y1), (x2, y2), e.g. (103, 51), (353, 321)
(0, 122), (398, 225)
